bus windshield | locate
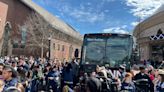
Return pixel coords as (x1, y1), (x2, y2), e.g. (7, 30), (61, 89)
(81, 34), (133, 68)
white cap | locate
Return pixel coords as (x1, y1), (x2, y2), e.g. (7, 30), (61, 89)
(158, 69), (164, 75)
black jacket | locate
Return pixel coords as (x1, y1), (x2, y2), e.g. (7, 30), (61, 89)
(133, 72), (154, 92)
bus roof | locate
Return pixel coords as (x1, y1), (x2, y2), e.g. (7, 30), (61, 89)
(84, 33), (132, 37)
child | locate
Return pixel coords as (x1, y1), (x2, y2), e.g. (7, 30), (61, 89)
(121, 73), (135, 92)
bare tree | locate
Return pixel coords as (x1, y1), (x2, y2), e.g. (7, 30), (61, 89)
(19, 12), (52, 58)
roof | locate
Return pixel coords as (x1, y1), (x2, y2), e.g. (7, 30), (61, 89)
(20, 0), (82, 40)
(154, 4), (164, 14)
(133, 6), (164, 37)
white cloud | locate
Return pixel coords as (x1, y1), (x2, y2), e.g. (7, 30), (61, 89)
(40, 0), (115, 24)
(58, 3), (106, 23)
(125, 0), (164, 19)
(122, 25), (127, 28)
(104, 10), (109, 13)
(69, 10), (105, 23)
(101, 0), (115, 2)
(55, 15), (60, 18)
(87, 2), (91, 6)
(131, 21), (139, 26)
(103, 25), (129, 34)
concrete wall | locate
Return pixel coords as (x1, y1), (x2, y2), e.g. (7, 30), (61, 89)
(0, 0), (82, 60)
(134, 11), (164, 61)
(51, 39), (81, 61)
(0, 0), (32, 56)
(0, 1), (8, 55)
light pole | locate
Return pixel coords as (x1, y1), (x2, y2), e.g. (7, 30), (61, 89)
(48, 36), (51, 60)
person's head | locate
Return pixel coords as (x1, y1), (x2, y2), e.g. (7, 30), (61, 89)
(18, 59), (24, 66)
(98, 67), (107, 78)
(157, 69), (164, 82)
(119, 65), (125, 72)
(147, 65), (154, 71)
(46, 63), (51, 70)
(34, 65), (40, 71)
(148, 69), (155, 75)
(2, 66), (17, 80)
(64, 62), (68, 67)
(11, 61), (17, 67)
(26, 70), (33, 79)
(124, 73), (133, 82)
(145, 68), (149, 74)
(0, 63), (4, 75)
(96, 65), (100, 73)
(72, 58), (75, 62)
(66, 63), (72, 71)
(139, 65), (145, 73)
(53, 65), (58, 71)
(86, 77), (101, 92)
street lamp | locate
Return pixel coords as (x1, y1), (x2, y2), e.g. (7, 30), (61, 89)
(48, 36), (51, 60)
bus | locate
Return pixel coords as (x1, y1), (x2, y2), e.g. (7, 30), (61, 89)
(79, 33), (133, 73)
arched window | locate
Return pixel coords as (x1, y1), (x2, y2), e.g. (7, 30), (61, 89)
(1, 22), (12, 56)
(69, 45), (73, 59)
(157, 29), (163, 35)
(20, 25), (27, 48)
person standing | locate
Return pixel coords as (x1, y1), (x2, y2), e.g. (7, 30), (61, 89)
(71, 59), (79, 86)
(46, 66), (60, 92)
(2, 66), (18, 91)
(133, 65), (154, 92)
(121, 73), (135, 92)
(155, 69), (164, 92)
(62, 63), (74, 90)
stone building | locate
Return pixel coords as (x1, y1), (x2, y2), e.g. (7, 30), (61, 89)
(133, 5), (164, 61)
(0, 0), (83, 61)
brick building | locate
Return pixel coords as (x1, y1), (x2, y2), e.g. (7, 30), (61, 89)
(133, 5), (164, 61)
(0, 0), (83, 61)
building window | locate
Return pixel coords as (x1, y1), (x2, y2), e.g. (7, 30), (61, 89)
(69, 45), (73, 59)
(157, 29), (163, 35)
(62, 45), (65, 51)
(1, 22), (12, 56)
(58, 44), (60, 51)
(21, 26), (27, 42)
(13, 40), (18, 48)
(53, 43), (55, 50)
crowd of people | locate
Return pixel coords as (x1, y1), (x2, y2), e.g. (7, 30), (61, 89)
(0, 56), (162, 92)
(84, 62), (164, 92)
(0, 56), (79, 92)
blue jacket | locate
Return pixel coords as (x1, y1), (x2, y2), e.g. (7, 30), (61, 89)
(62, 69), (73, 83)
(121, 82), (135, 92)
(156, 81), (164, 92)
(3, 78), (18, 91)
(46, 70), (60, 92)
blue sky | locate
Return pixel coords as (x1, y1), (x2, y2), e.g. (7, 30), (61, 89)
(32, 0), (164, 35)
